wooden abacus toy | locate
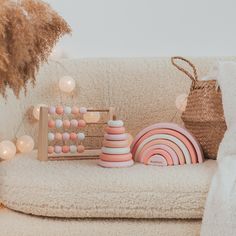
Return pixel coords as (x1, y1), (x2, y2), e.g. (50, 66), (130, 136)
(37, 106), (115, 161)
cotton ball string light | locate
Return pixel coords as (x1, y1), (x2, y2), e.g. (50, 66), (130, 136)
(59, 76), (75, 93)
(175, 93), (188, 112)
(0, 140), (16, 160)
(33, 104), (48, 120)
(83, 112), (100, 123)
(16, 135), (34, 154)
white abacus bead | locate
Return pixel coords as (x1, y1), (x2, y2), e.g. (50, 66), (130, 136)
(108, 120), (124, 127)
(54, 145), (62, 154)
(79, 107), (87, 114)
(62, 132), (70, 141)
(48, 132), (55, 141)
(49, 106), (56, 115)
(70, 119), (78, 127)
(70, 145), (77, 153)
(55, 119), (63, 128)
(77, 132), (85, 141)
(64, 106), (72, 114)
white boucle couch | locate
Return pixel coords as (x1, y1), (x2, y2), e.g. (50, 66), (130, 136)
(0, 57), (235, 236)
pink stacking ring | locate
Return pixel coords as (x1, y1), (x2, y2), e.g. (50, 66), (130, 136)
(103, 140), (129, 148)
(98, 159), (134, 168)
(104, 133), (128, 141)
(105, 127), (125, 134)
(100, 153), (132, 162)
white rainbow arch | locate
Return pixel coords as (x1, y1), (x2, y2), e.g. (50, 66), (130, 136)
(131, 123), (204, 166)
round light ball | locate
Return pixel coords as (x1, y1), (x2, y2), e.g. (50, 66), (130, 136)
(33, 104), (48, 120)
(0, 140), (16, 160)
(175, 93), (188, 112)
(83, 112), (100, 123)
(16, 135), (34, 154)
(59, 76), (75, 93)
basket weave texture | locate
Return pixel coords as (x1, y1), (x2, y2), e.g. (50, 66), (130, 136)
(171, 57), (227, 159)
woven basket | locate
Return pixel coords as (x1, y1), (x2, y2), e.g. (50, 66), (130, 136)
(171, 56), (227, 159)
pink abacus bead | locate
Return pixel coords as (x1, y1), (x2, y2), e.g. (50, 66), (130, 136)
(62, 132), (70, 141)
(56, 106), (64, 115)
(48, 120), (55, 128)
(63, 120), (71, 129)
(54, 146), (62, 154)
(78, 119), (86, 128)
(72, 106), (79, 115)
(70, 132), (77, 141)
(55, 132), (62, 141)
(77, 145), (85, 153)
(71, 119), (78, 127)
(62, 145), (70, 153)
(48, 146), (54, 154)
(49, 106), (56, 115)
(79, 107), (87, 114)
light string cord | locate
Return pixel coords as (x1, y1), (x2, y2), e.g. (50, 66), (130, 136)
(14, 113), (27, 139)
(170, 97), (187, 122)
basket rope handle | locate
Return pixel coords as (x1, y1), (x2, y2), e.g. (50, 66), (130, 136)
(171, 56), (198, 83)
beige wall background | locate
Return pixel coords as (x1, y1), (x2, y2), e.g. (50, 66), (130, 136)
(46, 0), (236, 58)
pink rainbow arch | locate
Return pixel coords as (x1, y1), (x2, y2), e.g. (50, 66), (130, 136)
(131, 123), (204, 166)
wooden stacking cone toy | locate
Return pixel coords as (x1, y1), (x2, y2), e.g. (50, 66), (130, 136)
(98, 120), (134, 168)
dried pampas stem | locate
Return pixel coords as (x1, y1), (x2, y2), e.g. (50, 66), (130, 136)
(0, 0), (71, 97)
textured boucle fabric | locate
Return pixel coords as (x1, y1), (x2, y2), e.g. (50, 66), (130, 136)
(0, 208), (201, 236)
(0, 151), (216, 219)
(0, 57), (235, 147)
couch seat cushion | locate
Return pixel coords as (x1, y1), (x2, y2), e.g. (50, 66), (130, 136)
(0, 151), (216, 219)
(0, 208), (201, 236)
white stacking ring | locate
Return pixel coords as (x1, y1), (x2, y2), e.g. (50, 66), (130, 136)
(104, 133), (128, 141)
(107, 120), (124, 127)
(102, 147), (130, 155)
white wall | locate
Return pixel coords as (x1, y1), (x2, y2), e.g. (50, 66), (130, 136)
(46, 0), (236, 58)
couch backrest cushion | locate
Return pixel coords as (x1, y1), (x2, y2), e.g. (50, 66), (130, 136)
(0, 57), (235, 146)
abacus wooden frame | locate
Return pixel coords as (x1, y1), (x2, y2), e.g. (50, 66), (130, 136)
(37, 107), (115, 161)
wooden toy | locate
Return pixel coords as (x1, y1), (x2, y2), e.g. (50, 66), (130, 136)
(38, 106), (115, 161)
(98, 120), (134, 168)
(131, 123), (204, 166)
